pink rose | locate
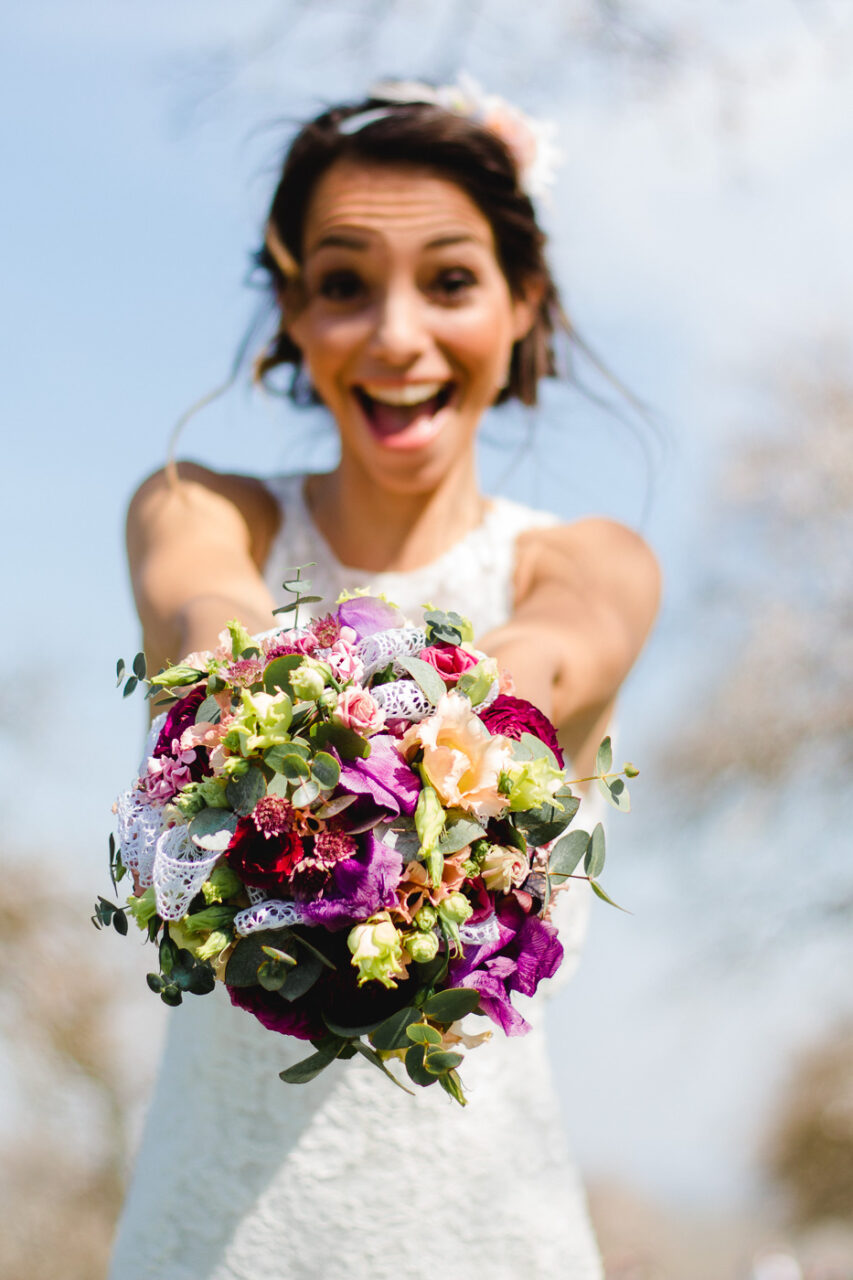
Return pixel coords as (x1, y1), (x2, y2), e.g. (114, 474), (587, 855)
(418, 643), (480, 686)
(333, 687), (385, 736)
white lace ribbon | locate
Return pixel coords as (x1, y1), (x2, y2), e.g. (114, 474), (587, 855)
(115, 791), (164, 888)
(459, 914), (501, 947)
(234, 899), (305, 935)
(356, 627), (428, 680)
(152, 824), (220, 920)
(371, 679), (433, 721)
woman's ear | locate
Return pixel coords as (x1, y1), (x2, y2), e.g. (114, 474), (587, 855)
(511, 276), (547, 342)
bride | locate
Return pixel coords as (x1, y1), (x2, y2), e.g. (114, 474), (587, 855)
(110, 82), (660, 1280)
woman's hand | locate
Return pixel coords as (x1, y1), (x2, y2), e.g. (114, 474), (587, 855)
(480, 518), (661, 777)
(126, 462), (281, 686)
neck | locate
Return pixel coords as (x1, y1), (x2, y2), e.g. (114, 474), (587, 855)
(305, 453), (484, 573)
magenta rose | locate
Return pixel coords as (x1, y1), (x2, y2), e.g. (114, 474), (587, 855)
(418, 643), (479, 685)
(224, 797), (304, 892)
(477, 694), (564, 766)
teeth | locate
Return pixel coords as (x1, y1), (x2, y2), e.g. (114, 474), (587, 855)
(360, 382), (446, 407)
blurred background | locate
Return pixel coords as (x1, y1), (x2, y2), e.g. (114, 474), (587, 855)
(1, 1), (851, 1276)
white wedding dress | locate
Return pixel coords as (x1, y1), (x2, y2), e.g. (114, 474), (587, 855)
(108, 474), (604, 1280)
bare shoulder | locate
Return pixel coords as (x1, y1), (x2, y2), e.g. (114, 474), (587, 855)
(127, 461), (281, 570)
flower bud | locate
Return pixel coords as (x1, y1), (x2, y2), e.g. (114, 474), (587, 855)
(441, 892), (473, 925)
(290, 660), (328, 702)
(195, 929), (232, 962)
(480, 845), (528, 894)
(414, 903), (438, 932)
(405, 930), (439, 963)
(347, 912), (406, 989)
(318, 689), (339, 712)
(201, 865), (243, 905)
(624, 762), (639, 778)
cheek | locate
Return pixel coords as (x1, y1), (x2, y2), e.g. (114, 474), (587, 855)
(440, 307), (516, 388)
(293, 309), (371, 379)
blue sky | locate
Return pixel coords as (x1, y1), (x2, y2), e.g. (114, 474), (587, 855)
(2, 0), (851, 1207)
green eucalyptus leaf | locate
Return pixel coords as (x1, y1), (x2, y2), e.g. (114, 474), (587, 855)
(112, 910), (128, 936)
(132, 652), (147, 680)
(584, 822), (606, 879)
(596, 736), (613, 775)
(395, 655), (447, 706)
(404, 1042), (438, 1088)
(424, 1049), (464, 1075)
(323, 1013), (387, 1039)
(437, 812), (486, 856)
(115, 658), (126, 685)
(279, 1044), (341, 1084)
(277, 950), (323, 1002)
(160, 985), (183, 1007)
(278, 753), (312, 781)
(146, 973), (163, 993)
(189, 808), (238, 852)
(549, 828), (590, 882)
(310, 721), (371, 761)
(291, 778), (321, 808)
(122, 675), (138, 698)
(185, 965), (216, 996)
(311, 751), (341, 790)
(369, 1006), (420, 1052)
(423, 987), (481, 1023)
(263, 655), (304, 695)
(195, 694), (222, 725)
(405, 1022), (443, 1046)
(315, 794), (358, 820)
(353, 1041), (415, 1094)
(590, 879), (631, 913)
(598, 774), (631, 812)
(225, 930), (292, 988)
(225, 765), (266, 816)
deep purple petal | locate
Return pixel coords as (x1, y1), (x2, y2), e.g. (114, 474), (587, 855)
(506, 915), (564, 997)
(227, 982), (323, 1041)
(456, 970), (531, 1036)
(298, 829), (403, 930)
(335, 596), (404, 640)
(478, 694), (564, 767)
(337, 735), (420, 818)
(154, 686), (207, 758)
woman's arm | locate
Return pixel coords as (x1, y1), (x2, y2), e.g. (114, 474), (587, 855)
(480, 518), (661, 777)
(126, 462), (281, 684)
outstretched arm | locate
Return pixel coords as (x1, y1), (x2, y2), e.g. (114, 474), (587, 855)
(126, 463), (281, 686)
(479, 518), (661, 776)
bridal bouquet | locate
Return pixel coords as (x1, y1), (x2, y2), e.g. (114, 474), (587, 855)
(96, 578), (635, 1105)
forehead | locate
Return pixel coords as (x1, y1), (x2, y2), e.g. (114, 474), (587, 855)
(301, 160), (496, 255)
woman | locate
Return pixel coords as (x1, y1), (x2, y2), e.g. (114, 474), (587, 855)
(111, 85), (660, 1279)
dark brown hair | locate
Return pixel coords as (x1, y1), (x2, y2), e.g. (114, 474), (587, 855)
(253, 97), (570, 406)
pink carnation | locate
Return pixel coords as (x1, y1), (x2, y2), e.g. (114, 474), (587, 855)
(325, 637), (364, 684)
(141, 741), (198, 804)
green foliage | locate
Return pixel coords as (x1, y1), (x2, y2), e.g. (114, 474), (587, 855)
(548, 829), (590, 883)
(310, 751), (340, 790)
(279, 1042), (343, 1084)
(404, 1042), (438, 1087)
(263, 654), (304, 697)
(584, 822), (606, 879)
(455, 662), (495, 706)
(189, 809), (238, 852)
(369, 1006), (421, 1052)
(225, 765), (266, 815)
(225, 930), (293, 988)
(195, 694), (222, 725)
(438, 811), (486, 855)
(423, 987), (481, 1023)
(310, 720), (371, 760)
(423, 1049), (464, 1075)
(395, 654), (446, 705)
(405, 1022), (442, 1046)
(423, 608), (472, 645)
(596, 736), (613, 775)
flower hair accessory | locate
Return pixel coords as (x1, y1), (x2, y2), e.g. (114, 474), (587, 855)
(339, 73), (562, 203)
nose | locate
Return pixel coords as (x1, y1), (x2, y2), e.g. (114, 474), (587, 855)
(367, 281), (429, 367)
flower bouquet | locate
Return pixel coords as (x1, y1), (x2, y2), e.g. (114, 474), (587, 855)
(96, 576), (636, 1105)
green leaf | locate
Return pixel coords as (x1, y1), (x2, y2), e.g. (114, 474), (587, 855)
(437, 812), (486, 856)
(279, 753), (312, 781)
(548, 828), (590, 882)
(225, 765), (266, 815)
(424, 1049), (464, 1075)
(261, 944), (297, 966)
(257, 959), (291, 991)
(404, 1042), (438, 1087)
(596, 736), (613, 775)
(514, 805), (573, 848)
(590, 879), (631, 913)
(132, 652), (147, 680)
(225, 930), (292, 988)
(195, 694), (222, 725)
(439, 1068), (468, 1106)
(263, 655), (304, 695)
(323, 1013), (388, 1039)
(189, 808), (238, 852)
(160, 985), (183, 1007)
(395, 654), (447, 706)
(311, 751), (340, 790)
(112, 910), (128, 936)
(122, 675), (138, 698)
(515, 732), (559, 767)
(276, 950), (323, 1002)
(353, 1041), (415, 1094)
(279, 1044), (342, 1084)
(291, 778), (321, 808)
(369, 1006), (420, 1052)
(423, 987), (481, 1023)
(315, 794), (358, 820)
(405, 1022), (443, 1046)
(598, 774), (631, 813)
(310, 721), (371, 761)
(455, 663), (495, 707)
(146, 973), (163, 993)
(266, 773), (290, 799)
(185, 966), (216, 996)
(115, 657), (126, 685)
(584, 822), (606, 879)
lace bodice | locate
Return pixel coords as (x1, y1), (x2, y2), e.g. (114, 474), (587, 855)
(108, 474), (604, 1280)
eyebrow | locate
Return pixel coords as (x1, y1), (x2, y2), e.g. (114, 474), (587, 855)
(307, 230), (481, 253)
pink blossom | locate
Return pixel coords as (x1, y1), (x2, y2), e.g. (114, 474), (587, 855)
(325, 637), (364, 684)
(141, 740), (198, 804)
(418, 642), (479, 685)
(333, 687), (385, 736)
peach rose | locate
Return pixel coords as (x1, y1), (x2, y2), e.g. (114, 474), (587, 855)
(333, 687), (385, 736)
(399, 691), (513, 819)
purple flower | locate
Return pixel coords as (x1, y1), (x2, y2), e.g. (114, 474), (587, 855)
(337, 734), (420, 821)
(298, 829), (403, 931)
(335, 595), (403, 640)
(449, 897), (563, 1036)
(228, 982), (323, 1041)
(478, 694), (564, 767)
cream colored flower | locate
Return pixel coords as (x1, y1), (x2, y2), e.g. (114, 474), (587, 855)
(480, 845), (529, 894)
(400, 692), (513, 819)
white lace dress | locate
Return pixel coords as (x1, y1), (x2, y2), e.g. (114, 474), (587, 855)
(108, 473), (604, 1280)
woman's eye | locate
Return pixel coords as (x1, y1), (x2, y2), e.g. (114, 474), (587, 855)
(318, 270), (364, 302)
(432, 268), (477, 299)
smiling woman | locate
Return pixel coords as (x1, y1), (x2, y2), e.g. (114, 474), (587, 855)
(113, 83), (660, 1280)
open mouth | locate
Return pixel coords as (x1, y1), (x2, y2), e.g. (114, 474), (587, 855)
(354, 381), (455, 443)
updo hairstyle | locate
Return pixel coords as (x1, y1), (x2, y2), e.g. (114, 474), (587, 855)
(253, 97), (571, 406)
